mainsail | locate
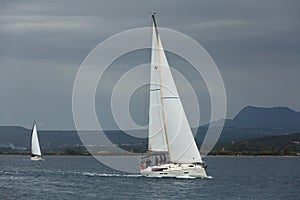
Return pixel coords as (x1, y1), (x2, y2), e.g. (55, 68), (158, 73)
(148, 15), (202, 163)
(148, 20), (168, 152)
(31, 123), (42, 156)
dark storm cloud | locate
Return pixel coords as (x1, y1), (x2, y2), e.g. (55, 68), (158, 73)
(0, 0), (299, 129)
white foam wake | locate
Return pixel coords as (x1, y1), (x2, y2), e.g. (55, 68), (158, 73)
(175, 176), (196, 179)
(82, 172), (141, 178)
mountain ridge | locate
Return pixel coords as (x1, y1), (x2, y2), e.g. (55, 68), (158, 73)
(1, 106), (300, 152)
(208, 106), (300, 128)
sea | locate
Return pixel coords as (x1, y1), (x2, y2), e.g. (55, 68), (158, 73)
(0, 156), (299, 200)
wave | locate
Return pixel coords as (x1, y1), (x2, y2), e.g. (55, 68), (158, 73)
(82, 172), (141, 178)
(1, 171), (19, 175)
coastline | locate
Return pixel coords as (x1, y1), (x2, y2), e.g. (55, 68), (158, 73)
(0, 153), (299, 157)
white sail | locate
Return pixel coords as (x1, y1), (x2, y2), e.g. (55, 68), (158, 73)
(148, 22), (168, 152)
(31, 123), (42, 156)
(152, 20), (202, 163)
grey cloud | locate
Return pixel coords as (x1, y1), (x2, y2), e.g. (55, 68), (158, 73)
(0, 0), (299, 129)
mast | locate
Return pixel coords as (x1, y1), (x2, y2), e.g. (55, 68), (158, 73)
(151, 14), (159, 37)
(151, 14), (171, 158)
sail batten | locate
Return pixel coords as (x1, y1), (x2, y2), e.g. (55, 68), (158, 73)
(148, 15), (202, 163)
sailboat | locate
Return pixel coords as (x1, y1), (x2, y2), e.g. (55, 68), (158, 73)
(140, 14), (208, 178)
(30, 122), (44, 161)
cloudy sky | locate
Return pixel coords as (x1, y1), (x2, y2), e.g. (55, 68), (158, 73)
(0, 0), (299, 129)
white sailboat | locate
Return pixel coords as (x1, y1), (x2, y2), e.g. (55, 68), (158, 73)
(30, 122), (44, 161)
(140, 14), (208, 178)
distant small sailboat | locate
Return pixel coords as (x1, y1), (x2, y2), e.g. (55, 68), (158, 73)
(30, 122), (44, 161)
(140, 14), (208, 178)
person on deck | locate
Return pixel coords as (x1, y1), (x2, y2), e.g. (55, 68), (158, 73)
(163, 154), (167, 163)
(159, 154), (163, 165)
(155, 156), (159, 166)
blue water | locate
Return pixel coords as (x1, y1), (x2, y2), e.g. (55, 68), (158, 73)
(0, 156), (299, 199)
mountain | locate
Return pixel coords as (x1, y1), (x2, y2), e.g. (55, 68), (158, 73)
(206, 106), (300, 136)
(199, 106), (300, 144)
(232, 106), (300, 128)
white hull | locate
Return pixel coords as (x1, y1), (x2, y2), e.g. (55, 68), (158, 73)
(140, 163), (207, 179)
(31, 156), (44, 161)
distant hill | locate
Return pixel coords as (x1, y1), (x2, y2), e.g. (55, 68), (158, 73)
(195, 127), (270, 145)
(232, 106), (300, 128)
(215, 132), (300, 155)
(207, 106), (300, 135)
(1, 126), (299, 156)
(1, 106), (300, 154)
(0, 126), (31, 149)
(0, 127), (146, 150)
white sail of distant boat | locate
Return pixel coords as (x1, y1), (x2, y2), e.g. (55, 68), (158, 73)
(31, 122), (43, 161)
(140, 14), (208, 178)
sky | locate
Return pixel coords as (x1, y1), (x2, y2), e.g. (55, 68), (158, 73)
(0, 0), (299, 130)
